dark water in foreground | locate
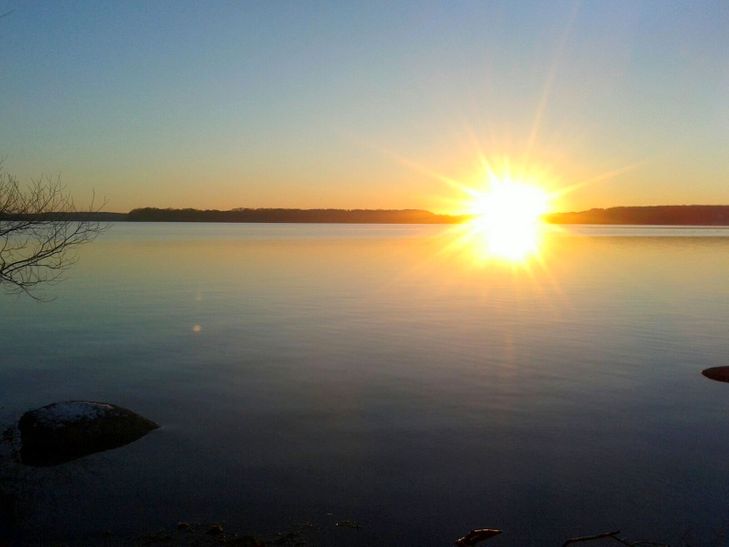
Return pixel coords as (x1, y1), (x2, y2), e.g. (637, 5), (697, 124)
(2, 223), (729, 546)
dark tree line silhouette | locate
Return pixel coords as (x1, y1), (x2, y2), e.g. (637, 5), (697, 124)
(127, 207), (465, 224)
(546, 205), (729, 225)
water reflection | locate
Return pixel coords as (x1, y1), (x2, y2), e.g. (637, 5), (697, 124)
(443, 218), (550, 265)
(6, 224), (729, 545)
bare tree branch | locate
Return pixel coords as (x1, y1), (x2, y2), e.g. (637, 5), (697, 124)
(0, 167), (105, 298)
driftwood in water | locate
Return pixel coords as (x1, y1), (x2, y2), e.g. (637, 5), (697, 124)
(453, 527), (669, 546)
(455, 528), (502, 545)
(562, 529), (668, 546)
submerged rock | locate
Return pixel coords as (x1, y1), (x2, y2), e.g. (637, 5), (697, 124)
(702, 367), (729, 383)
(18, 401), (158, 466)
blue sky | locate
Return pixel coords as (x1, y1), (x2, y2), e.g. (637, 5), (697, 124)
(1, 0), (728, 211)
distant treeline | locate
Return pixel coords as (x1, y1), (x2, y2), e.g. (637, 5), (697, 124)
(126, 207), (465, 224)
(546, 205), (729, 225)
(0, 211), (127, 222)
(6, 205), (729, 225)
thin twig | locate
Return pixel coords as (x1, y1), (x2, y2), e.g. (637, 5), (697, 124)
(562, 530), (622, 546)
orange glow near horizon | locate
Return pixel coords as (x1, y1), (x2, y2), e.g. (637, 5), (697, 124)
(385, 144), (636, 264)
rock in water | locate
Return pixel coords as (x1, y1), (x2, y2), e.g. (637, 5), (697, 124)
(702, 366), (729, 383)
(18, 401), (158, 466)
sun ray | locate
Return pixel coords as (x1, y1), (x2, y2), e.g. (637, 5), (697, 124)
(525, 0), (581, 160)
(550, 161), (645, 200)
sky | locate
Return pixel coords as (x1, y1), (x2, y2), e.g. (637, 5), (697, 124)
(1, 0), (728, 213)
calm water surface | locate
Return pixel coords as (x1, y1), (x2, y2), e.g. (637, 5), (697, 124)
(2, 223), (729, 545)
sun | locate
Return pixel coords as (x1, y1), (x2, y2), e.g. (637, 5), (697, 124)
(469, 179), (550, 231)
(400, 154), (563, 265)
(458, 175), (553, 262)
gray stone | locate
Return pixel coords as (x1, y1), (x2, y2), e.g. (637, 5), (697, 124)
(18, 401), (158, 466)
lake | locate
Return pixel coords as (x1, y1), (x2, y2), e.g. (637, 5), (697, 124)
(2, 223), (729, 546)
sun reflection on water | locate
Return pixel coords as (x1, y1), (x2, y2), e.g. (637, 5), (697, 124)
(444, 218), (549, 266)
(469, 217), (544, 262)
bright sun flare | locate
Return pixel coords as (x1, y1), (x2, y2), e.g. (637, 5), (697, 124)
(470, 180), (549, 229)
(463, 178), (551, 262)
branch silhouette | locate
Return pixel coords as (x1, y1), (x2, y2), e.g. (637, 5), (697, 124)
(0, 167), (104, 298)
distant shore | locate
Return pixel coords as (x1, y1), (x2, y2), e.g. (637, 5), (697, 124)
(545, 205), (729, 225)
(6, 205), (729, 225)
